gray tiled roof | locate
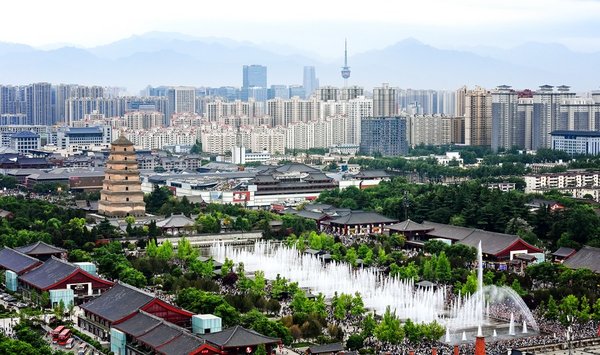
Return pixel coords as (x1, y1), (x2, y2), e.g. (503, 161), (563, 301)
(295, 210), (327, 220)
(113, 312), (161, 337)
(552, 247), (576, 258)
(80, 282), (154, 322)
(157, 333), (205, 355)
(15, 241), (66, 255)
(200, 325), (280, 348)
(308, 342), (344, 353)
(156, 214), (195, 228)
(386, 219), (434, 233)
(329, 211), (397, 225)
(564, 246), (600, 273)
(422, 221), (475, 240)
(0, 248), (41, 274)
(275, 163), (319, 173)
(137, 323), (181, 348)
(19, 257), (76, 289)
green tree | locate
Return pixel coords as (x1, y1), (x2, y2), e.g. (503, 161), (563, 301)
(374, 306), (404, 344)
(346, 334), (365, 350)
(156, 240), (174, 260)
(559, 295), (579, 325)
(546, 295), (559, 320)
(435, 252), (452, 283)
(254, 344), (267, 355)
(362, 313), (376, 338)
(460, 273), (478, 296)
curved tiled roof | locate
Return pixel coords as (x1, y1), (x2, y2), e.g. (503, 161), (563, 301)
(200, 325), (280, 348)
(15, 241), (66, 256)
(564, 246), (600, 273)
(111, 135), (134, 146)
(19, 257), (77, 289)
(329, 211), (397, 225)
(0, 248), (41, 274)
(80, 282), (154, 322)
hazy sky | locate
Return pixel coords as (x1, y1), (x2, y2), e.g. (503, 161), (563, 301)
(4, 0), (600, 57)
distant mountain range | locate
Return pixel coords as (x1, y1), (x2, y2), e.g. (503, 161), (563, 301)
(0, 32), (598, 92)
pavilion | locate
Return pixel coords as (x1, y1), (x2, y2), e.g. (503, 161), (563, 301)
(156, 214), (196, 234)
(326, 211), (398, 236)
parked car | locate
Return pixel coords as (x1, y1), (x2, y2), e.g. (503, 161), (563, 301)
(15, 302), (27, 308)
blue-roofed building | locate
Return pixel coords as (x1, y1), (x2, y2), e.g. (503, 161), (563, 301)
(551, 130), (600, 155)
(9, 131), (40, 153)
(56, 126), (113, 150)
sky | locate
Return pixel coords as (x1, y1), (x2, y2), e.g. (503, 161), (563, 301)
(3, 0), (600, 58)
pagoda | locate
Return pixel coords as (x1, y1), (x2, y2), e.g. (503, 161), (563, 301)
(98, 135), (146, 217)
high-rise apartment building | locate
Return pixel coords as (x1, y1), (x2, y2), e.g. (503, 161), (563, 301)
(455, 86), (467, 117)
(167, 87), (196, 124)
(532, 85), (576, 149)
(26, 82), (53, 126)
(464, 86), (492, 146)
(347, 96), (373, 145)
(303, 66), (318, 98)
(318, 86), (340, 102)
(341, 86), (364, 101)
(360, 116), (408, 156)
(518, 97), (534, 150)
(373, 83), (398, 117)
(491, 85), (519, 152)
(268, 85), (289, 100)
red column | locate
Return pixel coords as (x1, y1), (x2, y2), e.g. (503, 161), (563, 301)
(475, 336), (486, 355)
(453, 344), (459, 355)
(409, 351), (415, 355)
(432, 347), (438, 355)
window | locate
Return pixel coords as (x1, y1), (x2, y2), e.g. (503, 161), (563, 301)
(125, 187), (129, 191)
(124, 148), (127, 151)
(126, 198), (129, 202)
(125, 176), (128, 180)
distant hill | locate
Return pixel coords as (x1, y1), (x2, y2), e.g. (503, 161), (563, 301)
(0, 32), (597, 91)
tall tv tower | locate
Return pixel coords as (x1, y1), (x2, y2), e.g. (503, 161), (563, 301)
(341, 39), (351, 87)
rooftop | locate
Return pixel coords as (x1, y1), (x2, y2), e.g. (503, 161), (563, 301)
(200, 325), (280, 348)
(564, 246), (600, 273)
(15, 241), (66, 256)
(329, 211), (397, 225)
(550, 130), (600, 137)
(19, 257), (77, 289)
(0, 248), (41, 274)
(80, 282), (154, 322)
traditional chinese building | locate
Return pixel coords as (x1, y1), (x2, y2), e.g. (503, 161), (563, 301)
(79, 282), (193, 340)
(98, 135), (146, 217)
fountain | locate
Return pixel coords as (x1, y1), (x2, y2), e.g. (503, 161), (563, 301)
(461, 331), (467, 341)
(522, 320), (528, 334)
(477, 325), (483, 337)
(209, 240), (540, 339)
(509, 313), (515, 336)
(493, 329), (497, 337)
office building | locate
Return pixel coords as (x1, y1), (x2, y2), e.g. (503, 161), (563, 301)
(373, 83), (398, 117)
(303, 66), (318, 98)
(464, 86), (492, 146)
(268, 85), (289, 99)
(532, 85), (576, 150)
(360, 116), (408, 156)
(551, 131), (600, 155)
(9, 131), (41, 153)
(242, 65), (267, 101)
(491, 85), (520, 152)
(289, 85), (305, 99)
